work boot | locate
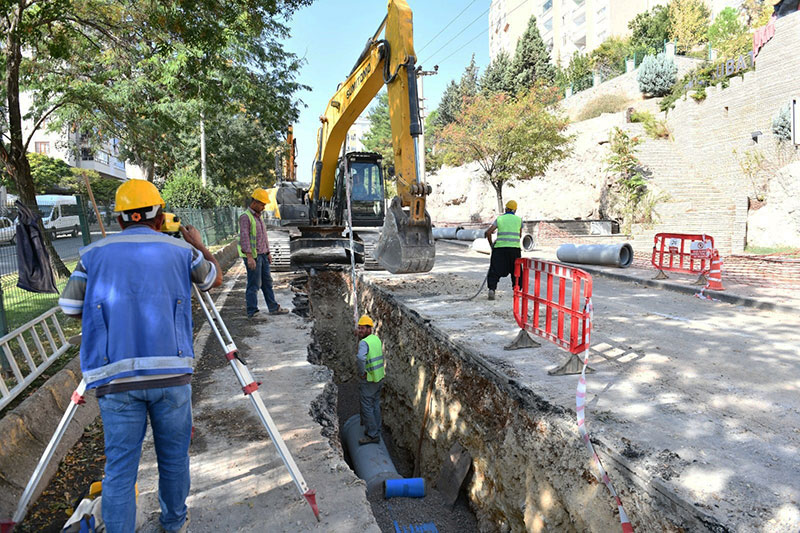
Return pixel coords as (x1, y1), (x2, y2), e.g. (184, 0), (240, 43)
(269, 306), (290, 315)
(488, 290), (495, 301)
(247, 311), (267, 321)
(358, 435), (380, 445)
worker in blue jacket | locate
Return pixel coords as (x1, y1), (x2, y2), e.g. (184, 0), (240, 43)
(59, 180), (222, 533)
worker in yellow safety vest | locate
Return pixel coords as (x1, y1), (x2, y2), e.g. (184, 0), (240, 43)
(238, 188), (289, 319)
(484, 200), (522, 301)
(355, 315), (384, 445)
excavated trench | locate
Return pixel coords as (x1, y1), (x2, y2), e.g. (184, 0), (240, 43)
(304, 270), (637, 533)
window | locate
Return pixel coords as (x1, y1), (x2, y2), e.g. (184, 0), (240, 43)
(597, 6), (607, 18)
(544, 17), (553, 32)
(34, 142), (50, 154)
(542, 0), (553, 14)
(81, 148), (94, 161)
(574, 13), (586, 26)
(95, 151), (110, 164)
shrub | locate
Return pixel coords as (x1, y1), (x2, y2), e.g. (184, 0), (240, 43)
(161, 169), (216, 209)
(637, 53), (677, 96)
(590, 36), (632, 80)
(772, 104), (792, 142)
(630, 109), (671, 139)
(556, 51), (593, 92)
(690, 86), (707, 101)
(576, 93), (630, 121)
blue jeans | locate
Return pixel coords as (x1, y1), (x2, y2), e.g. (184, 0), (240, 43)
(244, 254), (279, 316)
(98, 384), (192, 533)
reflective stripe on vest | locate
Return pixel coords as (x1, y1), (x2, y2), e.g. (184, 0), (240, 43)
(494, 213), (522, 248)
(364, 334), (385, 382)
(237, 210), (258, 258)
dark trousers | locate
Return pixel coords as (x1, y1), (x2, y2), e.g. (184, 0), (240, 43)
(244, 254), (279, 316)
(487, 247), (521, 291)
(359, 380), (383, 439)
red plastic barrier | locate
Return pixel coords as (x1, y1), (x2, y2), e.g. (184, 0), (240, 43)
(513, 258), (592, 354)
(651, 233), (715, 275)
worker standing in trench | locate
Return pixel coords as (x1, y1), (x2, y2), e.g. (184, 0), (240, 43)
(484, 200), (523, 300)
(58, 180), (223, 533)
(355, 315), (385, 445)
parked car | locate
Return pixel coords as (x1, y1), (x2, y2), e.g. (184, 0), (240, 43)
(0, 216), (16, 245)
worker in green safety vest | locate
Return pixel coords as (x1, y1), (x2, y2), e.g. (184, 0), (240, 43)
(484, 200), (522, 301)
(355, 314), (384, 445)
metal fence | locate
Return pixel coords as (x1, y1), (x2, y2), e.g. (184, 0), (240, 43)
(0, 201), (240, 335)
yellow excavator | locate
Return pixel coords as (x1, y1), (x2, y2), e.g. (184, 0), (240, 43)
(266, 0), (434, 274)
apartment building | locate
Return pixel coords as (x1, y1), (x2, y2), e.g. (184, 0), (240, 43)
(489, 0), (741, 66)
(21, 91), (132, 182)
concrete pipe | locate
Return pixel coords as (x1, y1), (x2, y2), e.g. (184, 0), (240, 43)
(456, 228), (486, 241)
(432, 227), (462, 240)
(521, 233), (536, 251)
(341, 415), (400, 492)
(556, 243), (634, 268)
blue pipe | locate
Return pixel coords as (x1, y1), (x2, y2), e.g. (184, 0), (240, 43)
(385, 477), (425, 498)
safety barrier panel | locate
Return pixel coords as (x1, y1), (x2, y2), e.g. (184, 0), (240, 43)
(512, 258), (592, 354)
(651, 233), (715, 278)
(0, 307), (70, 411)
(511, 258), (633, 532)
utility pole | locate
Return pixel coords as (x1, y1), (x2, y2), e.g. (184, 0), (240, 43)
(416, 65), (438, 183)
(200, 111), (207, 187)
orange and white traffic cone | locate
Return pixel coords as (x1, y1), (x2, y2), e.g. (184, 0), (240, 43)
(705, 250), (725, 291)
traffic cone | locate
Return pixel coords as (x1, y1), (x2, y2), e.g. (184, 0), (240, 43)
(705, 251), (725, 291)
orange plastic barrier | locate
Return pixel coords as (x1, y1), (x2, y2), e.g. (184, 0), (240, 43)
(651, 233), (715, 276)
(512, 258), (592, 354)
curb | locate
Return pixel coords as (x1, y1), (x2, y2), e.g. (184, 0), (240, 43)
(572, 264), (799, 314)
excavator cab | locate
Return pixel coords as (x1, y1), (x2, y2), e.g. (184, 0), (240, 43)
(335, 152), (386, 227)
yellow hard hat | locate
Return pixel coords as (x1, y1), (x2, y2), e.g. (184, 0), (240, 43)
(357, 315), (374, 327)
(252, 188), (269, 204)
(505, 200), (517, 211)
(114, 180), (165, 212)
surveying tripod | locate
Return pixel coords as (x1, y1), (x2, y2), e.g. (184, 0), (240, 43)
(2, 285), (320, 532)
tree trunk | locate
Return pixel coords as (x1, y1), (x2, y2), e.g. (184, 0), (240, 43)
(491, 179), (504, 214)
(5, 18), (71, 279)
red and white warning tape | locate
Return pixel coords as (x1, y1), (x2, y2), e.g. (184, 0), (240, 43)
(576, 299), (634, 533)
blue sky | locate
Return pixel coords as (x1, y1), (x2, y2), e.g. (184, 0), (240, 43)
(284, 0), (492, 179)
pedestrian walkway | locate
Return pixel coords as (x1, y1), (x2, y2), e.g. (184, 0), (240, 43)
(135, 263), (379, 532)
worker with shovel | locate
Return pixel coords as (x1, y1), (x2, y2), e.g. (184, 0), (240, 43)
(484, 200), (523, 300)
(59, 180), (222, 533)
(355, 315), (385, 445)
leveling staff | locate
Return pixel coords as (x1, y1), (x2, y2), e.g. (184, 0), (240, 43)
(59, 180), (222, 533)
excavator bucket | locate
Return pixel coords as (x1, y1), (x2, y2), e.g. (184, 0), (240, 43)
(373, 197), (435, 274)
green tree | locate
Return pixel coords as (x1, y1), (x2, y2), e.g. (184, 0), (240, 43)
(433, 58), (481, 129)
(362, 91), (394, 170)
(480, 51), (514, 95)
(707, 7), (748, 57)
(556, 52), (593, 92)
(629, 5), (672, 54)
(590, 37), (633, 80)
(509, 15), (556, 92)
(1, 153), (71, 195)
(162, 170), (216, 209)
(605, 127), (648, 231)
(668, 0), (711, 54)
(0, 0), (309, 275)
(741, 0), (773, 28)
(440, 86), (572, 213)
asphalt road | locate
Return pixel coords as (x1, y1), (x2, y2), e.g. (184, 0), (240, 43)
(0, 229), (118, 277)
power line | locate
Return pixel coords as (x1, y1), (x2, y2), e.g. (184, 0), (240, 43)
(420, 5), (491, 65)
(417, 0), (478, 54)
(423, 0), (532, 67)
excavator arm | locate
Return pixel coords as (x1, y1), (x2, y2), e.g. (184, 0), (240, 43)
(308, 0), (434, 273)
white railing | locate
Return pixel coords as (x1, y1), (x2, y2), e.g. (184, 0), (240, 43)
(0, 307), (70, 411)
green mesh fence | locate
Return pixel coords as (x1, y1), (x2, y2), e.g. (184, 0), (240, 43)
(0, 205), (240, 337)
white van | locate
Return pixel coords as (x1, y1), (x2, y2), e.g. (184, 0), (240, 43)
(37, 195), (81, 239)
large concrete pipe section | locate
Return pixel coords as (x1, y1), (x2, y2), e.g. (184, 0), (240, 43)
(341, 415), (401, 491)
(432, 226), (462, 240)
(556, 243), (634, 268)
(456, 228), (486, 241)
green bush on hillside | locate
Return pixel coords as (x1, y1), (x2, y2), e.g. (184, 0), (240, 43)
(637, 53), (677, 96)
(772, 104), (792, 142)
